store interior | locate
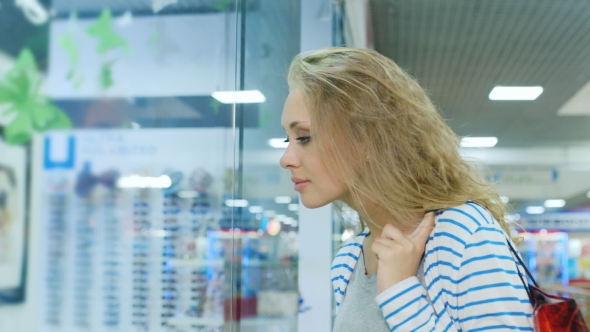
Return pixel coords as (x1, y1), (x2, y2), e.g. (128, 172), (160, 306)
(1, 0), (590, 331)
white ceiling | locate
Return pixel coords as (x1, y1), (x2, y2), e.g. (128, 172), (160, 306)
(558, 80), (590, 115)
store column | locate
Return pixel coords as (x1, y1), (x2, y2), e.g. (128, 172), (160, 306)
(297, 0), (335, 331)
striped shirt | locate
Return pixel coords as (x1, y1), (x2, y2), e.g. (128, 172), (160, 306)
(331, 202), (534, 331)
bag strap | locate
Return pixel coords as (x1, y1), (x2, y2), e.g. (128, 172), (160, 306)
(505, 238), (539, 288)
(465, 200), (539, 304)
(465, 201), (538, 286)
(505, 238), (538, 306)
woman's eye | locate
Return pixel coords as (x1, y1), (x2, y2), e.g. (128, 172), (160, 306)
(296, 136), (311, 144)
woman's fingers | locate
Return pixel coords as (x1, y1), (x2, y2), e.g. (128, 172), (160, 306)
(380, 223), (413, 248)
(374, 212), (437, 293)
(410, 212), (436, 245)
(372, 237), (409, 259)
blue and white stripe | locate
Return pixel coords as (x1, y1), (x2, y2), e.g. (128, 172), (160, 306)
(331, 202), (534, 331)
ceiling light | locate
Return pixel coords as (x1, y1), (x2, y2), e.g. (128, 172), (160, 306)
(268, 138), (288, 148)
(117, 175), (171, 188)
(288, 204), (298, 211)
(587, 191), (590, 199)
(526, 206), (545, 215)
(211, 90), (266, 104)
(489, 86), (543, 101)
(544, 199), (566, 208)
(500, 196), (510, 204)
(460, 137), (498, 148)
(504, 213), (521, 222)
(225, 199), (249, 207)
(249, 206), (263, 213)
(275, 196), (292, 204)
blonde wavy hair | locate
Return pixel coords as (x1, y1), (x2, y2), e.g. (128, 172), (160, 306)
(287, 47), (511, 236)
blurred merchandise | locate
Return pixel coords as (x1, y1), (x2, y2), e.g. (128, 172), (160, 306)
(518, 231), (569, 286)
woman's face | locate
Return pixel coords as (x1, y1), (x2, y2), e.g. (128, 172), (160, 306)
(280, 89), (348, 208)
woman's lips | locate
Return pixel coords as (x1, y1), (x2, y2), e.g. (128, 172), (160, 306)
(294, 180), (310, 191)
(292, 177), (311, 191)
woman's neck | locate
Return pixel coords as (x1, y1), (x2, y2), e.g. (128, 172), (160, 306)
(360, 204), (423, 275)
(362, 203), (419, 237)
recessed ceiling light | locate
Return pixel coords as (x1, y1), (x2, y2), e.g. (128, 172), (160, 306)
(288, 204), (298, 211)
(249, 206), (263, 213)
(117, 175), (171, 188)
(504, 213), (520, 222)
(460, 137), (498, 148)
(225, 199), (248, 207)
(500, 196), (510, 203)
(489, 86), (543, 101)
(211, 90), (266, 104)
(544, 199), (566, 208)
(269, 138), (288, 148)
(275, 196), (292, 204)
(526, 206), (545, 214)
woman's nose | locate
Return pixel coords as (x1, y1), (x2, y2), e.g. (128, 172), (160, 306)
(280, 144), (299, 169)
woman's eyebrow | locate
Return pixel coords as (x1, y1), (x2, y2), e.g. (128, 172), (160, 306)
(289, 120), (310, 130)
(281, 120), (310, 131)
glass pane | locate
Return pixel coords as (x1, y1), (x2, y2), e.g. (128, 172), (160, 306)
(0, 1), (243, 331)
(234, 0), (301, 331)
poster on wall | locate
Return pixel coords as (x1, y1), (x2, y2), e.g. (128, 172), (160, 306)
(0, 129), (28, 304)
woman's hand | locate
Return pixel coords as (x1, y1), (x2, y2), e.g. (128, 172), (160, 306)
(372, 212), (436, 294)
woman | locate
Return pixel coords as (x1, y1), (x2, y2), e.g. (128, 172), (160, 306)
(280, 47), (534, 331)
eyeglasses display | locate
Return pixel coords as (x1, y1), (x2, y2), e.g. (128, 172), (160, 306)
(39, 130), (236, 332)
(43, 175), (68, 328)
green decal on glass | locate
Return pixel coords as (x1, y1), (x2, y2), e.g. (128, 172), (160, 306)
(212, 0), (233, 11)
(261, 43), (272, 59)
(211, 99), (221, 115)
(0, 49), (72, 145)
(100, 61), (116, 90)
(86, 9), (129, 55)
(4, 112), (33, 144)
(260, 109), (273, 129)
(149, 26), (159, 53)
(59, 33), (84, 89)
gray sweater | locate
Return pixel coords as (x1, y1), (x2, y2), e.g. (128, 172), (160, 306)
(332, 252), (427, 331)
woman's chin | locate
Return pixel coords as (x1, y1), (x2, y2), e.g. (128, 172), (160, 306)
(300, 196), (331, 209)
